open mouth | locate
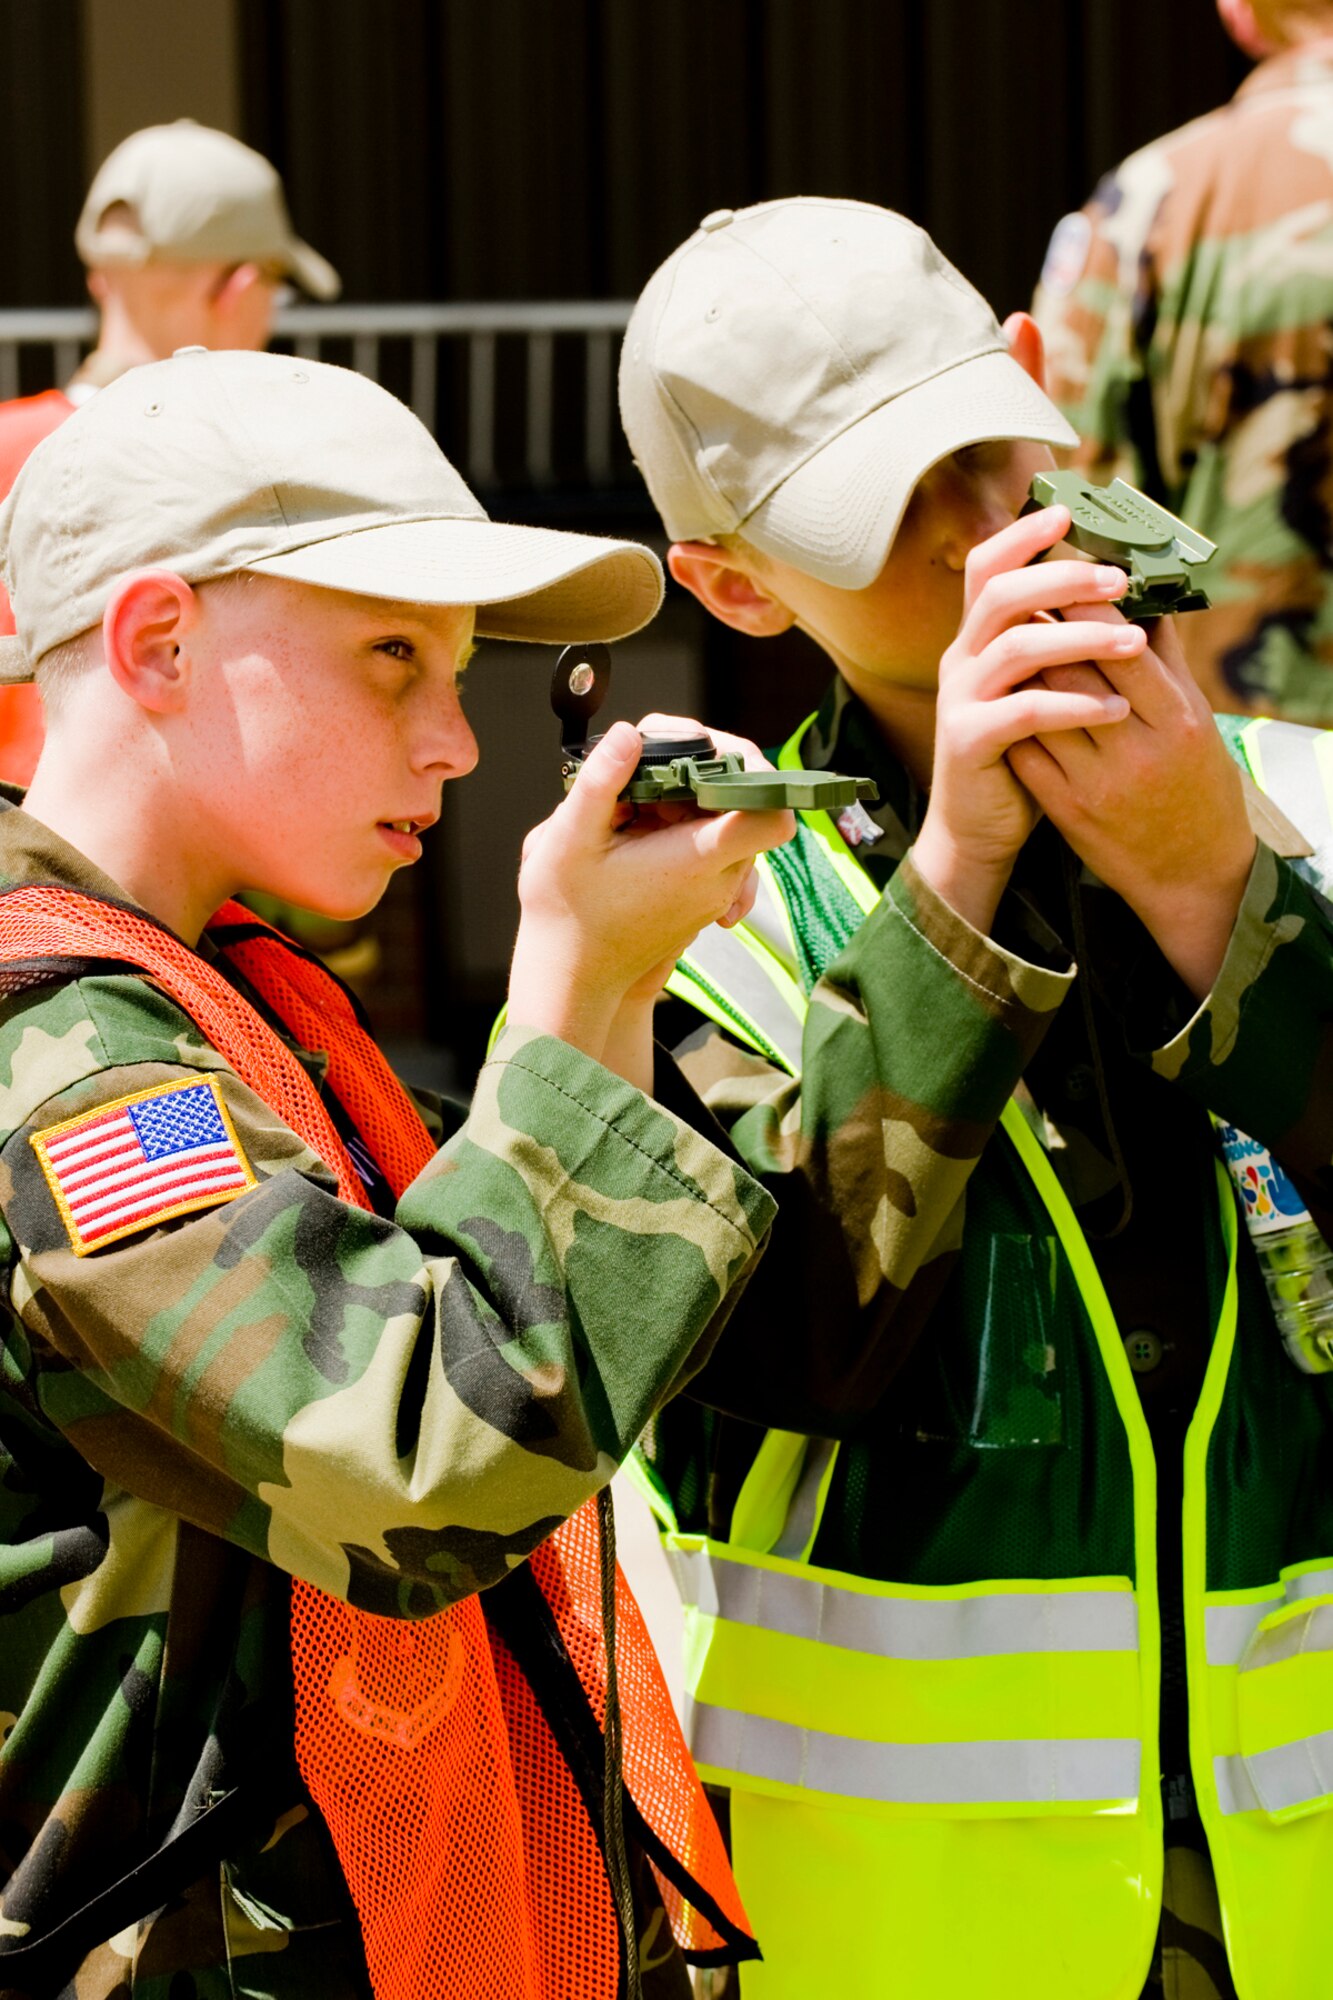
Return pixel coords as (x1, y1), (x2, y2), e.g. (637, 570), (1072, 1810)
(377, 815), (436, 859)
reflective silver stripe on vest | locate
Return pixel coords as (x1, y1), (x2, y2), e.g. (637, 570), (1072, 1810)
(1248, 721), (1333, 853)
(1207, 1596), (1282, 1668)
(672, 1548), (1137, 1658)
(1211, 1591), (1333, 1815)
(685, 1699), (1141, 1805)
(772, 1438), (837, 1560)
(1245, 1595), (1333, 1669)
(675, 925), (804, 1072)
(1204, 1565), (1333, 1666)
(1214, 1732), (1333, 1819)
(1286, 1564), (1333, 1601)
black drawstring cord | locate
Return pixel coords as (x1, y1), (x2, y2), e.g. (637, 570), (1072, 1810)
(598, 1484), (642, 2000)
(1062, 845), (1134, 1239)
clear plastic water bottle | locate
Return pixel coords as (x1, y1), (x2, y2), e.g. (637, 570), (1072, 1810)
(1217, 1121), (1333, 1374)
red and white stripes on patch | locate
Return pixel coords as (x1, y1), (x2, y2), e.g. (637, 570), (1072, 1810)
(33, 1077), (254, 1254)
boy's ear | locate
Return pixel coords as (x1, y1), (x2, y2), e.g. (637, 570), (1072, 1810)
(211, 261), (263, 310)
(1002, 311), (1048, 396)
(103, 571), (198, 715)
(667, 542), (796, 637)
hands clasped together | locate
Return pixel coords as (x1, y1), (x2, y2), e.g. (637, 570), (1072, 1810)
(912, 502), (1257, 999)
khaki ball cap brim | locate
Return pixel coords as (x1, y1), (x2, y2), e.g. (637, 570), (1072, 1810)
(0, 519), (663, 680)
(246, 518), (664, 642)
(743, 348), (1079, 589)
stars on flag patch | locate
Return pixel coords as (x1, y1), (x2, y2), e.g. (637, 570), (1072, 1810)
(32, 1075), (256, 1256)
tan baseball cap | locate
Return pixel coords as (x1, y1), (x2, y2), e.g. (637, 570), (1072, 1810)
(76, 119), (341, 302)
(0, 348), (663, 678)
(620, 196), (1077, 589)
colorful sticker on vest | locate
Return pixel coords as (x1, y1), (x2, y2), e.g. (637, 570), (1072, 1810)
(32, 1075), (256, 1256)
(1217, 1121), (1310, 1234)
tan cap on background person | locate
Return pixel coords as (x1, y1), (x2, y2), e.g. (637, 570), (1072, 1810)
(620, 196), (1076, 589)
(0, 349), (662, 677)
(76, 119), (341, 301)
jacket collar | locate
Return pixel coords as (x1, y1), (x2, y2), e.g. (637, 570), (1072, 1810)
(1234, 40), (1333, 101)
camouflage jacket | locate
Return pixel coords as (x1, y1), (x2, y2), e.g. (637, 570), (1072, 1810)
(0, 804), (775, 1998)
(1033, 43), (1333, 723)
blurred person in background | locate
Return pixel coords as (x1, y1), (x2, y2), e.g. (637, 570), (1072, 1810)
(0, 119), (339, 784)
(1034, 0), (1333, 724)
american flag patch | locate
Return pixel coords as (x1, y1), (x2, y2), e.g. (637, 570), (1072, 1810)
(32, 1076), (256, 1256)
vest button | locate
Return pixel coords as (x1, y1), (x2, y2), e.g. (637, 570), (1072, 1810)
(1124, 1328), (1163, 1373)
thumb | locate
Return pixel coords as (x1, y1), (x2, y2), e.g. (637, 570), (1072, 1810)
(1145, 612), (1189, 680)
(562, 721), (642, 827)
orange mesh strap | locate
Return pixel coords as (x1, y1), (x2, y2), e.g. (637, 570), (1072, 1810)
(491, 1628), (622, 1998)
(0, 889), (360, 1197)
(208, 919), (436, 1195)
(537, 1516), (754, 1960)
(0, 888), (756, 1983)
(290, 1582), (615, 1998)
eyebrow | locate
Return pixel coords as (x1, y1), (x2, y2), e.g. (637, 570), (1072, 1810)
(360, 600), (465, 627)
(359, 600), (478, 659)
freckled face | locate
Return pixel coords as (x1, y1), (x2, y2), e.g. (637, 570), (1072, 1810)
(758, 439), (1055, 689)
(185, 576), (479, 919)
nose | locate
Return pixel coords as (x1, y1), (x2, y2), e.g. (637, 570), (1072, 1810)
(416, 687), (479, 781)
(451, 712), (480, 778)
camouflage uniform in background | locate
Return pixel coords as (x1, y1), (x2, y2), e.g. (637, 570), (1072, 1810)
(0, 800), (776, 1998)
(651, 676), (1333, 2000)
(1033, 43), (1333, 723)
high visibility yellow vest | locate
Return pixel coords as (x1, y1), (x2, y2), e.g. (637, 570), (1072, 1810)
(630, 713), (1333, 1999)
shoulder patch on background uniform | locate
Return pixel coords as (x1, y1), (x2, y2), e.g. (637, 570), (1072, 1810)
(31, 1075), (256, 1256)
(1040, 210), (1093, 295)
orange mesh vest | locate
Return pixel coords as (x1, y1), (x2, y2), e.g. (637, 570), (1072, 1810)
(0, 887), (755, 1997)
(0, 391), (75, 787)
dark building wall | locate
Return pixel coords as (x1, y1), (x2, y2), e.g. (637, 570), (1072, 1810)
(236, 0), (1246, 318)
(0, 0), (87, 308)
(0, 0), (1253, 380)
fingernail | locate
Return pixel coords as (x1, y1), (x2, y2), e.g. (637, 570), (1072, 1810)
(1113, 629), (1142, 651)
(1097, 567), (1127, 590)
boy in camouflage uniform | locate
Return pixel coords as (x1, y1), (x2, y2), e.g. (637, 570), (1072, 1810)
(621, 197), (1333, 2000)
(0, 349), (791, 1995)
(1034, 0), (1333, 723)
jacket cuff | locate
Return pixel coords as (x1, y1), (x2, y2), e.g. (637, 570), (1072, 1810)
(887, 852), (1076, 1024)
(480, 1023), (777, 1254)
(1151, 844), (1315, 1105)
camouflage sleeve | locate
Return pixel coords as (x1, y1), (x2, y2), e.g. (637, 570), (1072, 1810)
(670, 852), (1074, 1429)
(1032, 176), (1155, 490)
(1036, 105), (1333, 721)
(1150, 842), (1333, 1202)
(0, 986), (774, 1617)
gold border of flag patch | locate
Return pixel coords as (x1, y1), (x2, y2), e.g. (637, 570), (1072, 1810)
(32, 1074), (257, 1257)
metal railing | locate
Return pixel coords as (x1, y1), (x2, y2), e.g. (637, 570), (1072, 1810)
(0, 299), (635, 495)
